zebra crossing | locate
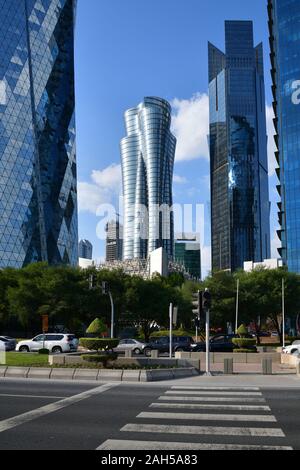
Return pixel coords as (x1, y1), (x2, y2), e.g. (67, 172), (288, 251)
(98, 386), (293, 450)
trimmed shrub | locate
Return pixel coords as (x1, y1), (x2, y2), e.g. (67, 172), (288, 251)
(233, 349), (258, 354)
(237, 324), (249, 338)
(86, 318), (107, 337)
(82, 353), (118, 368)
(232, 337), (257, 349)
(38, 349), (49, 355)
(79, 338), (119, 352)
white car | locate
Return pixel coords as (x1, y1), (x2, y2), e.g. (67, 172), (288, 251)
(16, 334), (78, 354)
(282, 341), (300, 355)
(114, 339), (145, 355)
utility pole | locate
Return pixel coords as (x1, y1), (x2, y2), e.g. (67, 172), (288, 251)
(282, 278), (285, 349)
(203, 288), (212, 376)
(235, 278), (240, 333)
(169, 303), (173, 359)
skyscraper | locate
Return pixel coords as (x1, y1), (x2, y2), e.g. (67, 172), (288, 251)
(0, 0), (78, 268)
(120, 97), (176, 261)
(268, 0), (300, 272)
(209, 21), (271, 273)
(105, 220), (123, 262)
(79, 240), (93, 261)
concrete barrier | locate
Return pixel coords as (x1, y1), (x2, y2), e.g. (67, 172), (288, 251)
(27, 368), (52, 380)
(122, 370), (141, 382)
(5, 367), (29, 378)
(97, 370), (123, 382)
(175, 352), (191, 359)
(50, 368), (76, 380)
(173, 368), (195, 378)
(150, 369), (174, 381)
(0, 366), (7, 377)
(176, 352), (281, 364)
(281, 353), (300, 366)
(296, 360), (300, 377)
(224, 358), (234, 375)
(140, 370), (153, 382)
(49, 355), (65, 366)
(125, 350), (133, 358)
(73, 369), (99, 381)
(262, 358), (273, 375)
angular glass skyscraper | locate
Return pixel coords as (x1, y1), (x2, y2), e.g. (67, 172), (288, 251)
(268, 0), (300, 272)
(120, 97), (176, 261)
(0, 0), (78, 268)
(209, 21), (271, 273)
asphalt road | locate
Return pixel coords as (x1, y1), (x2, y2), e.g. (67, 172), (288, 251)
(0, 379), (299, 450)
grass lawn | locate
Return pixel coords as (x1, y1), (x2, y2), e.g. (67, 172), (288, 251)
(4, 352), (49, 367)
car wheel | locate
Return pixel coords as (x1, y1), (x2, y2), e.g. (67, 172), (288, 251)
(291, 349), (299, 355)
(133, 348), (141, 355)
(19, 346), (29, 353)
(52, 346), (62, 354)
(144, 348), (152, 357)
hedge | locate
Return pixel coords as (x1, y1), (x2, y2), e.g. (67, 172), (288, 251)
(82, 354), (118, 367)
(233, 349), (258, 354)
(232, 338), (257, 349)
(79, 338), (119, 351)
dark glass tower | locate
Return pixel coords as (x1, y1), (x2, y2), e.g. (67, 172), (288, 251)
(209, 21), (271, 272)
(0, 0), (78, 268)
(268, 0), (300, 272)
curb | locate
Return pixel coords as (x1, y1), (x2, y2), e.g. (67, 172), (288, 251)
(0, 366), (198, 382)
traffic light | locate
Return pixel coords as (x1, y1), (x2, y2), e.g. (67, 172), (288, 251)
(192, 290), (203, 318)
(102, 281), (109, 295)
(202, 289), (212, 310)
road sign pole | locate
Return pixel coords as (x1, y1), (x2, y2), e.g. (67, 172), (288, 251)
(169, 303), (173, 359)
(108, 291), (114, 339)
(205, 308), (211, 376)
(282, 278), (285, 349)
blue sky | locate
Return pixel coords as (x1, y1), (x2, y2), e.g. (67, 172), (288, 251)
(75, 0), (279, 276)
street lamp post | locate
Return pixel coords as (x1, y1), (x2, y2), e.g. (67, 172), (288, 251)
(203, 288), (212, 376)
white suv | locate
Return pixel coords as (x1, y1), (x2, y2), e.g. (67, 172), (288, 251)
(16, 334), (78, 354)
(282, 341), (300, 355)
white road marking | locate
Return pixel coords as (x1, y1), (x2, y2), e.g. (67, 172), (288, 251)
(138, 411), (277, 423)
(0, 394), (65, 400)
(166, 391), (262, 396)
(150, 402), (271, 411)
(171, 386), (260, 391)
(97, 440), (292, 451)
(0, 383), (117, 433)
(159, 396), (266, 403)
(121, 423), (285, 437)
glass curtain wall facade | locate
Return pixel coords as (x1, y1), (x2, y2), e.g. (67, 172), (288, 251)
(209, 21), (271, 272)
(79, 240), (93, 260)
(175, 243), (201, 280)
(0, 0), (78, 268)
(120, 97), (176, 261)
(268, 0), (300, 272)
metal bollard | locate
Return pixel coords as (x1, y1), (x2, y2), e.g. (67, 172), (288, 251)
(262, 358), (273, 375)
(224, 358), (233, 375)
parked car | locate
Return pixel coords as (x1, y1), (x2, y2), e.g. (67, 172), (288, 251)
(113, 339), (145, 355)
(143, 336), (194, 357)
(16, 334), (78, 354)
(0, 336), (16, 351)
(282, 341), (300, 355)
(190, 334), (239, 353)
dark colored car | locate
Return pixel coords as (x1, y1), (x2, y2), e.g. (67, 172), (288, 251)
(190, 334), (237, 353)
(143, 336), (194, 357)
(0, 336), (16, 351)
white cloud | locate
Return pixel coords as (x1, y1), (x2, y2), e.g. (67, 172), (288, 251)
(78, 164), (122, 214)
(171, 93), (209, 162)
(173, 174), (188, 184)
(266, 105), (277, 177)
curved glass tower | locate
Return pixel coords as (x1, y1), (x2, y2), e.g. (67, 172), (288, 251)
(209, 21), (271, 272)
(120, 97), (176, 261)
(268, 0), (300, 272)
(0, 0), (78, 268)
